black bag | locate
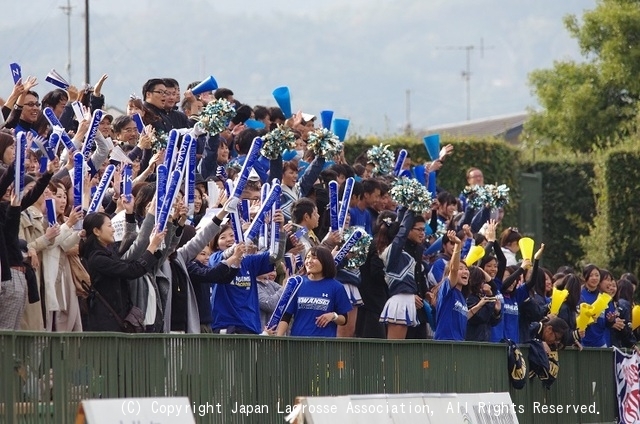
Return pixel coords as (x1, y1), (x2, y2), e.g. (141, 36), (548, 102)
(24, 262), (40, 304)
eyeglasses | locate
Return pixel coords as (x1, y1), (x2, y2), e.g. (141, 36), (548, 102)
(24, 102), (41, 107)
(411, 227), (426, 232)
(151, 90), (168, 96)
(121, 126), (138, 133)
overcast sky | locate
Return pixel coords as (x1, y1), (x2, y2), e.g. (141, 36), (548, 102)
(0, 0), (596, 135)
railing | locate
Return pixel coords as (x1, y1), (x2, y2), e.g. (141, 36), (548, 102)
(0, 332), (616, 424)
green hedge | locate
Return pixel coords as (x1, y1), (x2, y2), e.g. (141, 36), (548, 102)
(524, 158), (596, 272)
(344, 135), (640, 275)
(345, 136), (522, 226)
(581, 145), (640, 276)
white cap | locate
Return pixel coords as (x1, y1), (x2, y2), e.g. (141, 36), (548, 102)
(301, 113), (316, 123)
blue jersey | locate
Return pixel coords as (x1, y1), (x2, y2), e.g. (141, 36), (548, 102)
(209, 251), (273, 334)
(285, 277), (352, 337)
(491, 284), (528, 343)
(580, 287), (614, 347)
(349, 207), (373, 236)
(434, 278), (468, 341)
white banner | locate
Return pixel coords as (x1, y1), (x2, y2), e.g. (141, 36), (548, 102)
(614, 347), (640, 424)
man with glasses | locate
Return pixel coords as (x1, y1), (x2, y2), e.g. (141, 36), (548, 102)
(16, 90), (41, 135)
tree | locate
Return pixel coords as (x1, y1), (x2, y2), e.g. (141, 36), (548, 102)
(526, 0), (640, 152)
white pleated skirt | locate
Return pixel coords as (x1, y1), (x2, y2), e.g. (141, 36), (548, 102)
(343, 283), (363, 307)
(379, 293), (419, 327)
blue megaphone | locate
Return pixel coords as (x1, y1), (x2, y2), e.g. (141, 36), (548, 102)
(192, 76), (218, 96)
(423, 134), (440, 161)
(428, 171), (437, 195)
(244, 119), (265, 130)
(424, 236), (443, 256)
(272, 86), (292, 119)
(331, 118), (349, 142)
(320, 110), (333, 130)
(282, 150), (297, 161)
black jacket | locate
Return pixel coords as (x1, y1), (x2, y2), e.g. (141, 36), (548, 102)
(466, 293), (501, 341)
(83, 238), (160, 331)
(186, 259), (239, 326)
(359, 245), (389, 315)
(0, 165), (52, 281)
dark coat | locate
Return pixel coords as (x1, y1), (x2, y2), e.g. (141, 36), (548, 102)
(83, 238), (160, 331)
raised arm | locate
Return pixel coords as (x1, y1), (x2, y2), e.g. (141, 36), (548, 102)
(298, 156), (325, 197)
(525, 244), (545, 291)
(177, 207), (229, 263)
(198, 134), (220, 180)
(446, 230), (462, 288)
(268, 210), (287, 264)
(499, 261), (529, 293)
(484, 220), (506, 281)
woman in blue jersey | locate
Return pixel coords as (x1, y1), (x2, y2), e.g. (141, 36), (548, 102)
(434, 230), (477, 341)
(580, 265), (615, 347)
(276, 246), (352, 337)
(208, 211), (286, 334)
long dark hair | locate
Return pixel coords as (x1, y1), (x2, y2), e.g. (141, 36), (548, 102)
(563, 274), (582, 311)
(80, 212), (111, 258)
(467, 266), (484, 296)
(374, 211), (398, 254)
(616, 279), (635, 303)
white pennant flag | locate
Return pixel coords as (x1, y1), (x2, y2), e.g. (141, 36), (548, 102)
(108, 145), (133, 164)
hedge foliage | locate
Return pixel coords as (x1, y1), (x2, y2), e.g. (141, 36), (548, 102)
(580, 144), (640, 276)
(343, 135), (640, 275)
(345, 135), (522, 226)
(524, 158), (596, 272)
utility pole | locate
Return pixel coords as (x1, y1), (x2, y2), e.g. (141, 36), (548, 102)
(59, 0), (73, 84)
(84, 0), (90, 85)
(404, 89), (412, 135)
(437, 38), (494, 120)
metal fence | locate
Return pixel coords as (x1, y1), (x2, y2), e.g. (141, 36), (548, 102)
(0, 332), (616, 424)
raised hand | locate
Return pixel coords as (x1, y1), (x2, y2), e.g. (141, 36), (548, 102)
(22, 76), (38, 92)
(93, 74), (108, 97)
(446, 229), (461, 245)
(66, 85), (80, 103)
(67, 206), (85, 227)
(45, 224), (61, 241)
(534, 243), (545, 260)
(439, 144), (454, 161)
(485, 219), (497, 242)
(123, 195), (135, 215)
(148, 226), (167, 252)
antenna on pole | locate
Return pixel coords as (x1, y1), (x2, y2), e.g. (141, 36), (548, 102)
(405, 89), (412, 135)
(436, 38), (494, 120)
(59, 0), (73, 84)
